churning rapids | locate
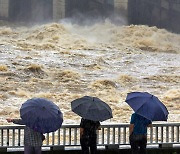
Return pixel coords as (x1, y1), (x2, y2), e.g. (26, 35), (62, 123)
(0, 20), (180, 125)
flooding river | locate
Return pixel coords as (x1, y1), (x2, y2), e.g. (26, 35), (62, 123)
(0, 21), (180, 125)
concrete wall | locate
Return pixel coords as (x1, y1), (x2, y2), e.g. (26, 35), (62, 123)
(63, 0), (115, 23)
(0, 0), (9, 19)
(31, 0), (53, 22)
(8, 0), (32, 21)
(0, 0), (128, 22)
(52, 0), (129, 21)
(128, 0), (180, 33)
(1, 0), (179, 33)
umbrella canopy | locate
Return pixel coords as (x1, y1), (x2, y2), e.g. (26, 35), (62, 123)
(125, 92), (169, 121)
(20, 98), (63, 133)
(71, 96), (113, 121)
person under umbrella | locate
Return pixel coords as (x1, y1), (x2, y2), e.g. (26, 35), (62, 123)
(129, 113), (152, 154)
(7, 97), (63, 154)
(7, 118), (44, 154)
(80, 118), (100, 154)
(125, 92), (169, 154)
(71, 96), (113, 154)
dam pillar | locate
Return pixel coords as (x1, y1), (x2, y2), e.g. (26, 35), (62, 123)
(0, 0), (9, 19)
(53, 0), (65, 21)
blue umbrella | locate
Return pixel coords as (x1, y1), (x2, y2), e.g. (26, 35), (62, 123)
(125, 92), (169, 121)
(71, 96), (113, 121)
(20, 98), (63, 133)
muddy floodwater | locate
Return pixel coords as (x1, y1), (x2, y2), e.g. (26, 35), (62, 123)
(0, 21), (180, 125)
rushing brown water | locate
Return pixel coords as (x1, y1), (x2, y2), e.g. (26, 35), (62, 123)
(0, 21), (180, 125)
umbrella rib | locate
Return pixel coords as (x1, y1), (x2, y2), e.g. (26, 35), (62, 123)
(134, 96), (152, 111)
(152, 96), (168, 114)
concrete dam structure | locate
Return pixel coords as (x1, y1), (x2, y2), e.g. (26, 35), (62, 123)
(128, 0), (180, 33)
(0, 0), (179, 31)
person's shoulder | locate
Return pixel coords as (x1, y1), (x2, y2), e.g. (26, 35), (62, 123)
(95, 121), (100, 125)
(146, 119), (152, 124)
(134, 113), (143, 118)
(132, 113), (142, 120)
(131, 113), (136, 118)
(81, 118), (91, 125)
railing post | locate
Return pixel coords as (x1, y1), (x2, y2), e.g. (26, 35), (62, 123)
(58, 129), (60, 145)
(123, 127), (126, 144)
(155, 126), (158, 143)
(177, 126), (179, 143)
(118, 127), (121, 144)
(161, 126), (163, 143)
(12, 129), (15, 146)
(166, 126), (169, 143)
(69, 128), (71, 145)
(46, 133), (49, 146)
(18, 128), (21, 146)
(150, 126), (153, 143)
(1, 129), (3, 146)
(74, 128), (77, 145)
(52, 132), (55, 145)
(112, 127), (115, 144)
(107, 127), (110, 145)
(102, 127), (104, 145)
(7, 129), (9, 146)
(63, 127), (66, 145)
(171, 126), (174, 143)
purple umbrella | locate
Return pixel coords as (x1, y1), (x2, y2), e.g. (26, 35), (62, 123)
(20, 98), (63, 133)
(125, 92), (169, 121)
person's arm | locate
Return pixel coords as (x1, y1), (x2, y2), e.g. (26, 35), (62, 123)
(148, 124), (152, 127)
(97, 126), (101, 130)
(129, 124), (134, 135)
(6, 118), (25, 125)
(80, 118), (84, 138)
(80, 128), (84, 137)
(147, 120), (152, 127)
(96, 121), (101, 130)
(129, 113), (135, 135)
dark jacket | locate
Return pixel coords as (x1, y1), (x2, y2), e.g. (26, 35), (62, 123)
(80, 118), (100, 136)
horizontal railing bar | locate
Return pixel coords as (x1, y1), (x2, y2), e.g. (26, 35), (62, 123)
(0, 123), (179, 148)
(1, 122), (180, 128)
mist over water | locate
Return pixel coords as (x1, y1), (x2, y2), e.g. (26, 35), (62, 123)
(0, 19), (180, 125)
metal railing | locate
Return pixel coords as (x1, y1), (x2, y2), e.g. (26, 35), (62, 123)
(0, 123), (179, 149)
